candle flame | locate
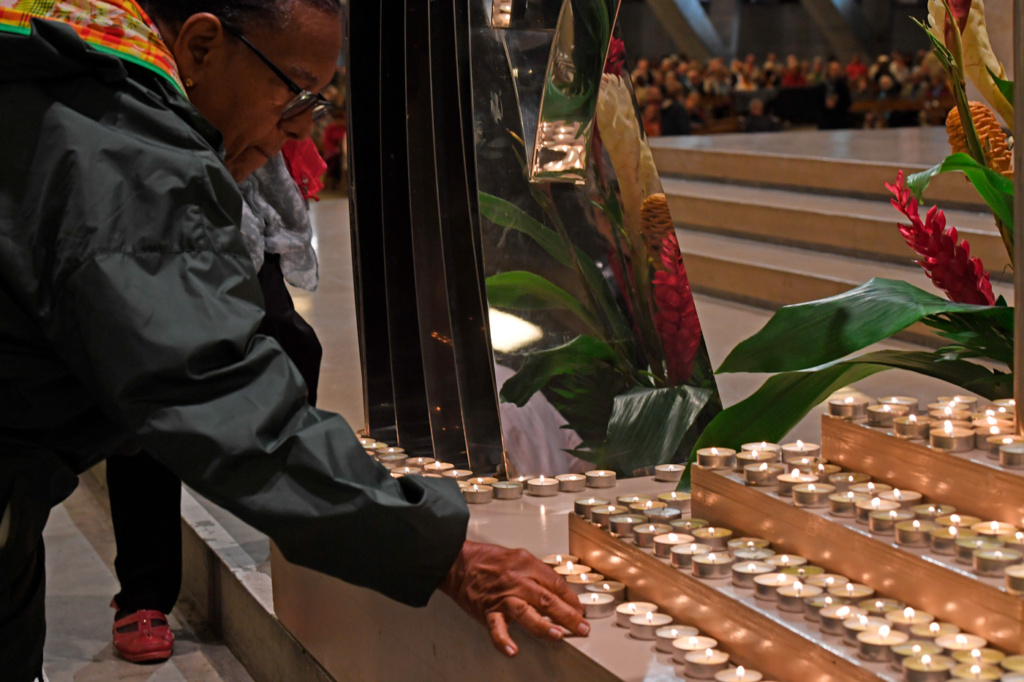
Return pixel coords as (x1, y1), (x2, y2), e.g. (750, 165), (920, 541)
(554, 555), (563, 564)
(844, 396), (854, 404)
(793, 581), (803, 596)
(904, 607), (915, 619)
(944, 420), (953, 435)
(760, 441), (768, 449)
(889, 510), (898, 520)
(921, 654), (932, 665)
(951, 514), (962, 524)
(668, 533), (678, 542)
(711, 447), (719, 455)
(689, 544), (698, 552)
(893, 489), (903, 500)
(883, 404), (891, 413)
(645, 500), (654, 509)
(797, 440), (804, 449)
(775, 574), (787, 585)
(471, 485), (480, 492)
(808, 484), (816, 492)
(871, 498), (881, 510)
(602, 583), (609, 589)
(879, 625), (891, 637)
(995, 550), (1004, 559)
(747, 563), (756, 570)
(956, 634), (968, 645)
(991, 521), (1000, 532)
(704, 648), (714, 658)
(645, 611), (653, 623)
(987, 416), (998, 426)
(867, 482), (877, 492)
(944, 406), (954, 417)
(1005, 437), (1015, 444)
(837, 606), (850, 618)
(857, 615), (868, 626)
(930, 622), (941, 634)
(751, 450), (761, 458)
(779, 555), (790, 565)
(1017, 532), (1024, 541)
(689, 637), (698, 647)
(845, 583), (855, 595)
(627, 603), (636, 614)
(912, 645), (921, 655)
(971, 665), (982, 675)
(909, 414), (918, 423)
(538, 475), (544, 483)
(736, 667), (745, 678)
(846, 492), (855, 501)
(566, 561), (574, 571)
(991, 426), (1000, 435)
(913, 520), (921, 530)
(758, 462), (767, 471)
(824, 577), (835, 586)
(951, 396), (961, 404)
(971, 648), (981, 660)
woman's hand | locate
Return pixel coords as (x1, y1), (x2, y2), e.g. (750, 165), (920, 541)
(439, 541), (590, 657)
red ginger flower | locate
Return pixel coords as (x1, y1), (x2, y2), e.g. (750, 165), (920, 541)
(885, 170), (994, 306)
(653, 235), (702, 384)
(282, 139), (327, 201)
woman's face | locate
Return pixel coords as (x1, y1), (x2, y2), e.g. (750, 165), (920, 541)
(169, 3), (342, 181)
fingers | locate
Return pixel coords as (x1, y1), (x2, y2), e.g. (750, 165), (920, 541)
(487, 611), (518, 658)
(528, 581), (590, 637)
(503, 595), (566, 642)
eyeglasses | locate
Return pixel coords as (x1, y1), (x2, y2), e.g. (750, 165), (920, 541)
(221, 22), (333, 121)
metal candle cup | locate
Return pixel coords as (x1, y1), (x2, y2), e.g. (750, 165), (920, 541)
(633, 523), (673, 548)
(868, 403), (910, 426)
(565, 572), (604, 594)
(856, 498), (901, 524)
(585, 580), (626, 602)
(573, 497), (609, 519)
(843, 615), (890, 645)
(896, 520), (939, 546)
(684, 649), (730, 679)
(937, 395), (978, 408)
(691, 526), (733, 549)
(879, 395), (919, 413)
(971, 520), (1017, 536)
(827, 472), (871, 492)
(629, 611), (672, 640)
(973, 548), (1022, 576)
(937, 514), (983, 528)
(930, 526), (975, 554)
(911, 622), (961, 640)
(781, 440), (821, 461)
(731, 560), (774, 588)
(741, 441), (782, 455)
(975, 427), (1011, 449)
(467, 477), (498, 486)
(829, 491), (868, 517)
(764, 553), (808, 569)
(987, 435), (1024, 457)
(733, 546), (775, 561)
(807, 574), (850, 589)
(737, 450), (778, 473)
(491, 481), (524, 500)
(553, 561), (591, 577)
(526, 476), (559, 496)
(541, 553), (578, 567)
(776, 470), (818, 497)
(999, 531), (1024, 551)
(743, 462), (784, 486)
(656, 625), (699, 653)
(902, 654), (956, 681)
(804, 594), (844, 622)
(585, 469), (616, 488)
(956, 538), (1003, 565)
(829, 396), (869, 419)
(714, 666), (764, 682)
(657, 491), (692, 511)
(654, 464), (685, 482)
(930, 424), (975, 452)
(753, 572), (796, 600)
(850, 481), (892, 496)
(895, 415), (933, 439)
(1003, 654), (1024, 672)
(696, 447), (736, 470)
(892, 642), (943, 670)
(590, 505), (628, 529)
(422, 461), (454, 474)
(858, 626), (909, 662)
(376, 453), (407, 468)
(672, 635), (719, 664)
(671, 518), (710, 532)
(671, 542), (713, 569)
(792, 482), (835, 508)
(727, 537), (771, 551)
(579, 592), (616, 619)
(936, 633), (989, 656)
(462, 484), (493, 504)
(878, 488), (923, 509)
(617, 494), (649, 507)
(609, 514), (648, 538)
(615, 601), (657, 628)
(391, 466), (422, 476)
(913, 503), (957, 521)
(629, 500), (666, 515)
(885, 607), (935, 634)
(555, 473), (586, 492)
(951, 649), (1005, 666)
(442, 469), (473, 481)
(820, 604), (866, 635)
(870, 509), (915, 534)
(691, 552), (735, 579)
(776, 582), (822, 612)
(1005, 564), (1024, 593)
(404, 456), (435, 468)
(654, 532), (694, 558)
(949, 663), (1002, 679)
(831, 583), (875, 601)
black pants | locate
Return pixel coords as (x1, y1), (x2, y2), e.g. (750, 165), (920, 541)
(108, 253), (323, 616)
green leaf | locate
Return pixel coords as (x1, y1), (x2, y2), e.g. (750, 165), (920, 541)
(718, 279), (996, 374)
(479, 194), (571, 267)
(486, 271), (602, 335)
(906, 153), (1014, 232)
(680, 349), (1011, 491)
(987, 65), (1014, 104)
(923, 307), (1014, 367)
(499, 335), (621, 407)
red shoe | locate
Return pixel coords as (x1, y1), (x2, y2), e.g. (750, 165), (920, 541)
(112, 608), (174, 663)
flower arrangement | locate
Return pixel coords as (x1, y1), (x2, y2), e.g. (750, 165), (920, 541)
(683, 0), (1014, 489)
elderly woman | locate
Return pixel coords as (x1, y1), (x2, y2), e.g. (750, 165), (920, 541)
(0, 1), (587, 680)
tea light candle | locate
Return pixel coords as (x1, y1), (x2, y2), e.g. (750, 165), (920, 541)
(870, 508), (914, 534)
(579, 591), (616, 618)
(829, 491), (868, 516)
(777, 581), (822, 612)
(542, 553), (578, 567)
(657, 491), (692, 511)
(829, 396), (869, 419)
(879, 395), (919, 412)
(816, 463), (842, 477)
(421, 461), (455, 474)
(462, 484), (493, 504)
(913, 503), (957, 521)
(672, 635), (719, 663)
(585, 469), (616, 487)
(902, 654), (956, 682)
(736, 450), (776, 473)
(685, 648), (730, 679)
(896, 519), (939, 547)
(573, 497), (609, 518)
(553, 561), (591, 576)
(1001, 654), (1024, 672)
(929, 407), (972, 422)
(828, 471), (871, 492)
(860, 598), (906, 614)
(1004, 531), (1024, 550)
(733, 546), (775, 561)
(949, 663), (1001, 679)
(886, 607), (934, 634)
(731, 560), (774, 587)
(930, 421), (974, 452)
(629, 611), (672, 640)
(993, 398), (1016, 410)
(893, 641), (943, 667)
(358, 437), (376, 448)
(629, 500), (666, 515)
(585, 580), (626, 602)
(851, 481), (893, 496)
(404, 456), (435, 468)
(776, 468), (818, 496)
(856, 497), (901, 523)
(858, 624), (909, 662)
(974, 548), (1022, 576)
(831, 582), (875, 600)
(467, 476), (498, 486)
(820, 604), (866, 635)
(936, 633), (989, 655)
(644, 506), (683, 524)
(782, 565), (825, 578)
(714, 665), (763, 682)
(654, 463), (685, 482)
(743, 461), (785, 486)
(691, 526), (733, 549)
(843, 614), (890, 644)
(765, 553), (808, 569)
(938, 395), (978, 408)
(565, 572), (604, 594)
(956, 538), (1003, 564)
(615, 601), (657, 628)
(671, 542), (713, 569)
(878, 488), (923, 509)
(781, 440), (821, 460)
(616, 494), (649, 507)
(806, 573), (850, 589)
(654, 532), (694, 558)
(1005, 563), (1024, 592)
(753, 572), (797, 600)
(911, 622), (960, 640)
(391, 466), (422, 476)
(868, 403), (910, 426)
(975, 427), (1011, 449)
(442, 469), (473, 481)
(895, 414), (933, 440)
(656, 624), (699, 653)
(728, 537), (771, 551)
(671, 518), (710, 532)
(805, 594), (845, 621)
(692, 552), (736, 579)
(526, 475), (559, 496)
(377, 453), (408, 468)
(555, 473), (586, 492)
(972, 520), (1017, 536)
(633, 523), (673, 548)
(999, 443), (1024, 467)
(793, 482), (835, 507)
(609, 514), (648, 537)
(696, 447), (736, 470)
(930, 526), (976, 553)
(987, 435), (1024, 456)
(742, 441), (782, 455)
(590, 504), (628, 528)
(952, 649), (1005, 666)
(491, 481), (524, 499)
(785, 456), (822, 473)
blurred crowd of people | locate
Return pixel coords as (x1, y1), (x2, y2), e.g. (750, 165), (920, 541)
(631, 50), (953, 136)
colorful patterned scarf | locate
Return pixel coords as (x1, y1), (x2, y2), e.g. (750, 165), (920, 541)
(0, 0), (183, 94)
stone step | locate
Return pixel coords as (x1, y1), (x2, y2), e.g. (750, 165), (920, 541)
(650, 128), (988, 209)
(678, 230), (1014, 345)
(663, 176), (1012, 281)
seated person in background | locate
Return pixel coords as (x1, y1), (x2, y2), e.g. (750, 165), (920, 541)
(818, 60), (851, 130)
(779, 55), (806, 88)
(684, 91), (706, 126)
(660, 83), (691, 136)
(742, 98), (780, 133)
